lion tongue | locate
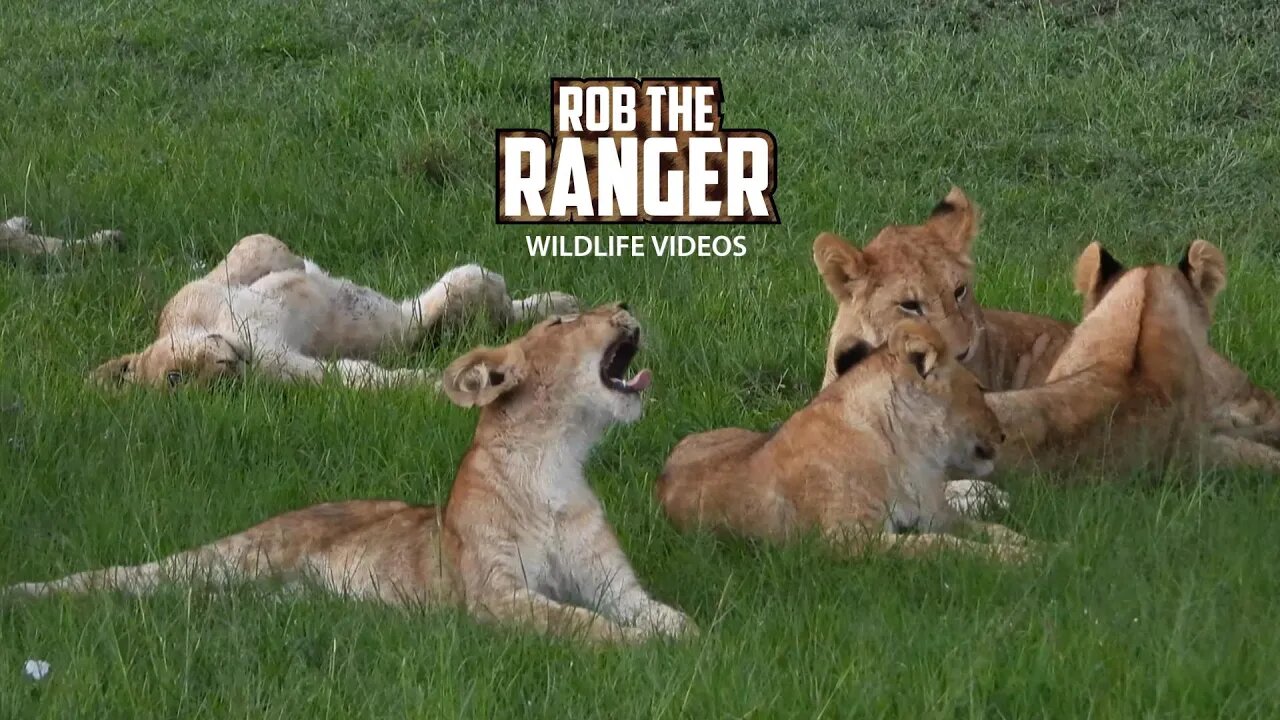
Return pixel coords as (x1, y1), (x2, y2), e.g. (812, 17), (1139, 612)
(626, 368), (652, 392)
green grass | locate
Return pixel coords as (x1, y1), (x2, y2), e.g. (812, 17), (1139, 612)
(4, 0), (1280, 716)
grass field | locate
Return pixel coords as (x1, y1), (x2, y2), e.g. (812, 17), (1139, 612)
(3, 0), (1280, 716)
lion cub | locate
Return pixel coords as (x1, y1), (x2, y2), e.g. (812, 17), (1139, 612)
(813, 187), (1280, 471)
(987, 239), (1280, 475)
(657, 320), (1035, 562)
(1, 216), (123, 257)
(8, 304), (695, 644)
(93, 233), (576, 389)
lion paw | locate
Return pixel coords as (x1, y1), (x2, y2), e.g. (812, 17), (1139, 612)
(945, 479), (1010, 518)
(637, 604), (699, 640)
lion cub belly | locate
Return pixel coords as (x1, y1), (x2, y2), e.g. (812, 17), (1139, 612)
(232, 271), (409, 358)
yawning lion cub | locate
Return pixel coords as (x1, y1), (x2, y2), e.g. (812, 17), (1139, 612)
(657, 320), (1037, 563)
(93, 233), (577, 389)
(9, 304), (695, 644)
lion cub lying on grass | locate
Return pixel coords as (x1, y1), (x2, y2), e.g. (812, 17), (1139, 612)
(657, 320), (1037, 563)
(814, 187), (1280, 473)
(93, 233), (576, 389)
(1, 216), (123, 257)
(986, 239), (1280, 476)
(9, 304), (695, 644)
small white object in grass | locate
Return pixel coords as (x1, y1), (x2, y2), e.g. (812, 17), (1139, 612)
(23, 659), (51, 681)
(944, 479), (1010, 518)
(190, 260), (209, 273)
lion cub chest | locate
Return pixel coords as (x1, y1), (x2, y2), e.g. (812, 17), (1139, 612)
(508, 482), (611, 605)
(882, 457), (954, 534)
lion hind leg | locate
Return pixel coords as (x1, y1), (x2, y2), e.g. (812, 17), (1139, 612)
(4, 541), (274, 599)
(510, 292), (580, 323)
(401, 265), (579, 336)
(204, 234), (305, 286)
(400, 264), (512, 333)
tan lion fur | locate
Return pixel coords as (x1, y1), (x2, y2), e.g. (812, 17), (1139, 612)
(657, 320), (1037, 562)
(92, 233), (577, 389)
(985, 239), (1280, 476)
(8, 304), (695, 645)
(815, 187), (1280, 476)
(1, 216), (123, 257)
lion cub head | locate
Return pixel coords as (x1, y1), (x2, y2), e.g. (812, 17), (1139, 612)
(815, 187), (981, 388)
(93, 332), (249, 389)
(842, 320), (1003, 479)
(442, 303), (651, 427)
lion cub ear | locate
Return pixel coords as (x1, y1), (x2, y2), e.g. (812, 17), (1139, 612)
(91, 354), (136, 386)
(1178, 239), (1227, 310)
(924, 186), (980, 254)
(813, 232), (868, 301)
(1073, 242), (1125, 309)
(443, 343), (527, 408)
(889, 319), (947, 379)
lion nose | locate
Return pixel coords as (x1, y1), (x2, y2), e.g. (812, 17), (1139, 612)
(975, 443), (996, 461)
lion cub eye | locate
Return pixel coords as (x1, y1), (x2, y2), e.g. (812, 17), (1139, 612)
(897, 300), (924, 316)
(166, 370), (185, 388)
(955, 285), (968, 301)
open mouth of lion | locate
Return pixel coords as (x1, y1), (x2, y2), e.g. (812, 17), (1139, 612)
(600, 329), (651, 394)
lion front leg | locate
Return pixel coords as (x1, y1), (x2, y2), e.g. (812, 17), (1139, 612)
(468, 586), (645, 646)
(824, 524), (1033, 565)
(944, 479), (1010, 518)
(253, 349), (437, 389)
(569, 526), (699, 641)
(875, 532), (1033, 565)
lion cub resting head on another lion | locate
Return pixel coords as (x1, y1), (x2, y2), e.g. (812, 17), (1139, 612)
(657, 320), (1038, 563)
(987, 239), (1280, 476)
(93, 233), (576, 390)
(813, 188), (1280, 477)
(9, 304), (695, 645)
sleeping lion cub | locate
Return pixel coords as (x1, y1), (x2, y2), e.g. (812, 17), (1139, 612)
(93, 233), (576, 388)
(9, 304), (695, 644)
(657, 320), (1037, 563)
(1, 216), (123, 257)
